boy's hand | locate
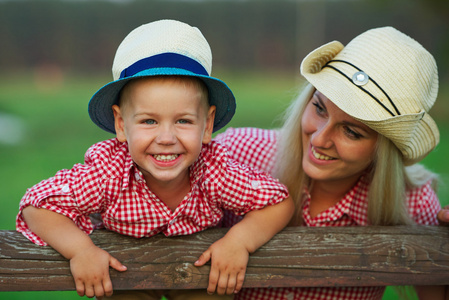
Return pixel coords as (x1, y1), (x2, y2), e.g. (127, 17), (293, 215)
(194, 236), (248, 295)
(70, 244), (127, 298)
(437, 206), (449, 226)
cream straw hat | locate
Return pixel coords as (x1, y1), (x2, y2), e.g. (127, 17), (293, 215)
(301, 26), (439, 165)
(89, 19), (235, 133)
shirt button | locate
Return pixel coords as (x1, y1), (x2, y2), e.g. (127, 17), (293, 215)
(135, 173), (141, 181)
(251, 180), (260, 189)
(61, 184), (70, 193)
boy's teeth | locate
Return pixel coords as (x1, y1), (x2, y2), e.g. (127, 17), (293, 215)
(312, 147), (333, 161)
(153, 154), (179, 162)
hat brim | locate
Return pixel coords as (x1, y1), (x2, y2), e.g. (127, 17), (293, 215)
(88, 68), (236, 134)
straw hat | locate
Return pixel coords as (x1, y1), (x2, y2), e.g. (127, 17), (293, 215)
(301, 26), (439, 165)
(88, 19), (235, 133)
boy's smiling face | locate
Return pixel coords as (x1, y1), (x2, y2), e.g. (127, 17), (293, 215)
(113, 76), (215, 191)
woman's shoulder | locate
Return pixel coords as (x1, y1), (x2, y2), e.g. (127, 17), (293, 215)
(215, 127), (278, 147)
(406, 179), (441, 225)
(214, 127), (279, 173)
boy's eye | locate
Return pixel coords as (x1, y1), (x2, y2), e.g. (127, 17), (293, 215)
(177, 119), (192, 124)
(144, 119), (156, 125)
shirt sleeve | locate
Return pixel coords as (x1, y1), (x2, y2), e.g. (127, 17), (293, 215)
(203, 141), (289, 217)
(214, 128), (283, 225)
(407, 180), (441, 225)
(219, 160), (289, 215)
(16, 144), (107, 246)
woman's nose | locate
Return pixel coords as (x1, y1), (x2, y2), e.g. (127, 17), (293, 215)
(311, 121), (334, 149)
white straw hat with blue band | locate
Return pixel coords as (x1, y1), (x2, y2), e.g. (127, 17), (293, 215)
(88, 19), (236, 133)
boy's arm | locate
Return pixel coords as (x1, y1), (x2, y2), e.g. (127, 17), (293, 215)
(22, 206), (127, 298)
(195, 196), (294, 295)
(223, 195), (294, 252)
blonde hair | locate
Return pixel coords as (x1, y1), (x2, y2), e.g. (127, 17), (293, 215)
(274, 84), (313, 226)
(275, 83), (439, 226)
(367, 135), (411, 225)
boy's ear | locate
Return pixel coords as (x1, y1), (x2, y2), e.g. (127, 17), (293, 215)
(202, 105), (216, 144)
(112, 105), (127, 142)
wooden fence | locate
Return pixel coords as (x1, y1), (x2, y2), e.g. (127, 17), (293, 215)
(1, 226), (449, 291)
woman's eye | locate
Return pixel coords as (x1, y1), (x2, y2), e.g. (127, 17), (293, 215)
(344, 126), (363, 140)
(312, 101), (325, 115)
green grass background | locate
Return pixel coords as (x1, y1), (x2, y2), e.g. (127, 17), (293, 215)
(1, 71), (448, 299)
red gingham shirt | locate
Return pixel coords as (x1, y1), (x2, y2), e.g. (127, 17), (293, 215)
(215, 127), (441, 300)
(16, 138), (289, 246)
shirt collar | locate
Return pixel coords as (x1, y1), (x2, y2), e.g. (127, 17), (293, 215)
(189, 141), (224, 186)
(189, 147), (207, 186)
(345, 175), (370, 225)
(122, 142), (136, 190)
(122, 141), (221, 190)
(303, 175), (369, 226)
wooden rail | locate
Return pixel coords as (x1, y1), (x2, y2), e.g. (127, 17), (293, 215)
(1, 226), (449, 292)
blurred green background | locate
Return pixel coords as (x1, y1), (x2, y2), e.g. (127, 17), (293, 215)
(1, 0), (448, 299)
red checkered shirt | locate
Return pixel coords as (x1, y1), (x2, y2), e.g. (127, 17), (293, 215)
(215, 127), (441, 300)
(16, 138), (289, 246)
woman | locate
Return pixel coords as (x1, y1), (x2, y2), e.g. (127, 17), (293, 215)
(217, 26), (445, 299)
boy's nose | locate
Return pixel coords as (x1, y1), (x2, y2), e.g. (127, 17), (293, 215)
(155, 125), (177, 145)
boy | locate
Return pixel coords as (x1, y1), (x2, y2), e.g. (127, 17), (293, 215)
(16, 20), (293, 299)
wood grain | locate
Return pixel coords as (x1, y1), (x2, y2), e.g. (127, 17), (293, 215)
(1, 226), (449, 291)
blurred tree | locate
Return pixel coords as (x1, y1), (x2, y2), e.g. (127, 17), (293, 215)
(0, 0), (447, 79)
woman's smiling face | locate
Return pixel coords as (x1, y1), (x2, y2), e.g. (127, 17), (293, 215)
(301, 90), (378, 184)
